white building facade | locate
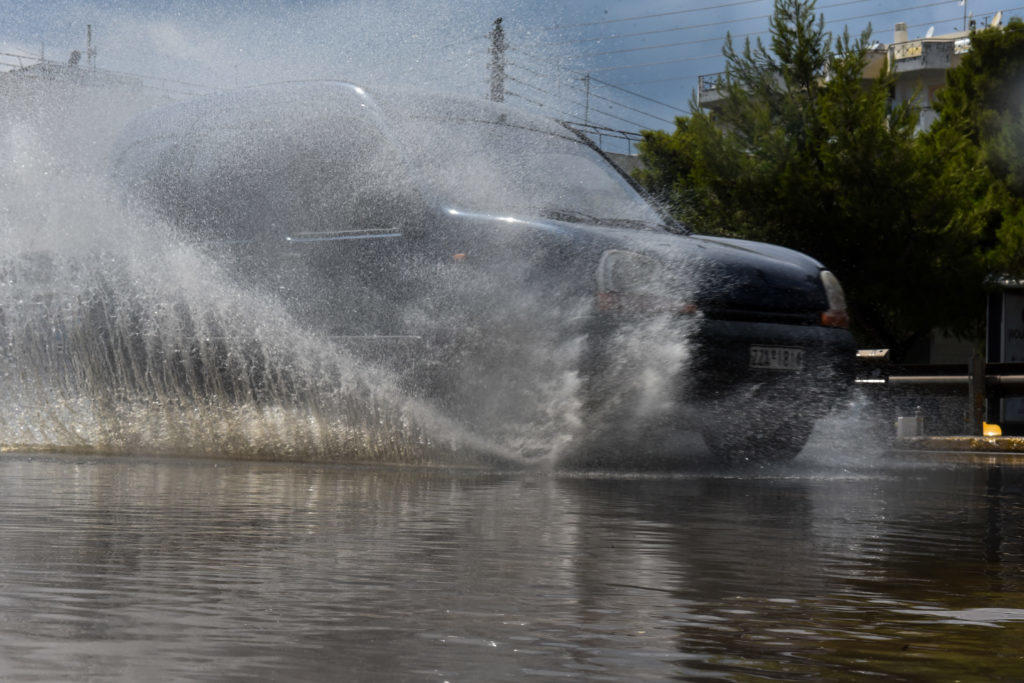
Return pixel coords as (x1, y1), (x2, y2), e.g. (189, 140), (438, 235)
(698, 19), (1002, 131)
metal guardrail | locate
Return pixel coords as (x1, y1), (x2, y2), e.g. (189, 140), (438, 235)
(880, 373), (1024, 393)
(855, 350), (1024, 434)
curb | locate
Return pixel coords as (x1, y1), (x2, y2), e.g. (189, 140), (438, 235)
(894, 435), (1024, 452)
(891, 436), (1024, 465)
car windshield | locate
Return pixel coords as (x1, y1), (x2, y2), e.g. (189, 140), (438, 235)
(399, 117), (667, 229)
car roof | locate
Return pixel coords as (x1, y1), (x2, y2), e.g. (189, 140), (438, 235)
(117, 80), (574, 148)
(369, 86), (574, 137)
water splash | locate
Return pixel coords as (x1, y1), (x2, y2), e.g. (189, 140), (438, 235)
(0, 52), (708, 467)
(0, 98), (465, 463)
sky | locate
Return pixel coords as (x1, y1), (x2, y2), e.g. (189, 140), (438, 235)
(0, 0), (1016, 147)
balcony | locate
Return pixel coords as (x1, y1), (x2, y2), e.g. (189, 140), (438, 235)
(697, 72), (726, 110)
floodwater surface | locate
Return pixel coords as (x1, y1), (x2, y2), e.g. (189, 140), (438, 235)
(0, 449), (1022, 680)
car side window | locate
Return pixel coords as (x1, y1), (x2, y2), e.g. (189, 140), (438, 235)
(183, 116), (416, 241)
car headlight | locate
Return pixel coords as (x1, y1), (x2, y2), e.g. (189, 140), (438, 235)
(819, 270), (850, 329)
(596, 250), (696, 315)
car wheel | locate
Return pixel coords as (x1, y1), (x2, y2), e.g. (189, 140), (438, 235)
(701, 414), (813, 465)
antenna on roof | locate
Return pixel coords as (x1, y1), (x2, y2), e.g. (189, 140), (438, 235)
(925, 26), (935, 38)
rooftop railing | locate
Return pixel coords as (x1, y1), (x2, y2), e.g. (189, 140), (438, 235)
(698, 72), (725, 93)
(889, 36), (971, 65)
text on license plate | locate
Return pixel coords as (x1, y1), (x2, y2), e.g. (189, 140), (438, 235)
(749, 345), (805, 370)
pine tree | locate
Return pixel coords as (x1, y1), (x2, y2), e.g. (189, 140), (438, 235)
(635, 0), (983, 358)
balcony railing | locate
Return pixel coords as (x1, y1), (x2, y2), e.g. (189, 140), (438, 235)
(698, 72), (725, 93)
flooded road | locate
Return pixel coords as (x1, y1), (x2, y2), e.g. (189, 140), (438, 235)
(0, 448), (1022, 680)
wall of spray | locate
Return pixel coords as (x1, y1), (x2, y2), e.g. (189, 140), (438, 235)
(0, 60), (700, 466)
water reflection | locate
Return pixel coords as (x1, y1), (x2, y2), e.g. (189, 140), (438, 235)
(0, 454), (1022, 679)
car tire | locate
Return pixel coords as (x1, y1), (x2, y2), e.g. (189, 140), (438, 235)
(701, 414), (813, 465)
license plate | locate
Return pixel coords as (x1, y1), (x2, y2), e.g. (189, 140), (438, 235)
(749, 345), (805, 370)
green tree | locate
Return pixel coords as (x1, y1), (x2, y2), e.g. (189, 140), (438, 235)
(921, 19), (1024, 277)
(635, 0), (983, 359)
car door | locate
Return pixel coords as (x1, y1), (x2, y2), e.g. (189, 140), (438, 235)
(185, 111), (430, 345)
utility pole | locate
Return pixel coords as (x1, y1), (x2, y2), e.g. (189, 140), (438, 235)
(489, 18), (506, 102)
(86, 24), (96, 69)
(582, 73), (591, 125)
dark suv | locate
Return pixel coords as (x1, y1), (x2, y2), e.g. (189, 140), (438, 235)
(111, 81), (856, 462)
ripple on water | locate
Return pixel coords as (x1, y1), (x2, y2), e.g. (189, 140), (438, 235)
(0, 453), (1023, 679)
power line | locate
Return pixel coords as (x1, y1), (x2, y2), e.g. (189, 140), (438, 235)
(506, 89), (557, 111)
(582, 2), (889, 58)
(588, 34), (741, 57)
(440, 33), (488, 51)
(600, 7), (1024, 87)
(512, 48), (689, 103)
(510, 62), (677, 123)
(99, 66), (210, 90)
(510, 68), (674, 125)
(507, 90), (642, 139)
(588, 53), (723, 73)
(512, 48), (697, 110)
(546, 0), (959, 46)
(818, 0), (993, 33)
(543, 0), (768, 31)
(507, 74), (563, 99)
(509, 46), (588, 80)
(551, 73), (678, 123)
(579, 106), (650, 131)
(548, 13), (772, 46)
(509, 61), (679, 121)
(559, 0), (993, 42)
(0, 59), (207, 97)
(555, 75), (676, 123)
(584, 0), (931, 58)
(587, 88), (675, 124)
(0, 49), (41, 62)
(511, 47), (709, 114)
(0, 51), (212, 90)
(589, 77), (689, 114)
(500, 2), (1020, 132)
(546, 1), (851, 45)
(511, 87), (650, 130)
(626, 74), (708, 86)
(508, 58), (570, 84)
(564, 121), (644, 140)
(537, 1), (1009, 76)
(505, 91), (583, 124)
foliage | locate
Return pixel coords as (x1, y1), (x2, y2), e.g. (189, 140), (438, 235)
(921, 19), (1024, 277)
(634, 0), (985, 358)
